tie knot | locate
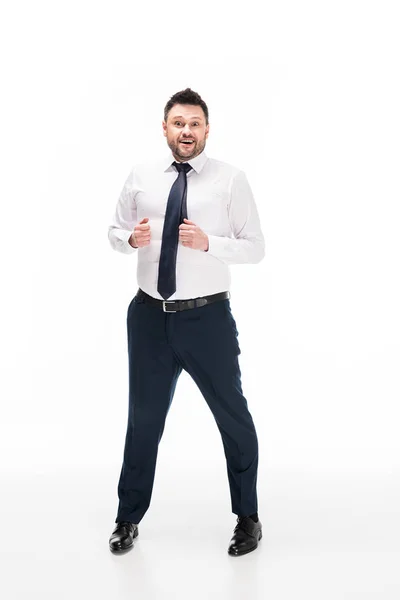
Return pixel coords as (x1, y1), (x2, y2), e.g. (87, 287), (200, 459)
(173, 161), (192, 174)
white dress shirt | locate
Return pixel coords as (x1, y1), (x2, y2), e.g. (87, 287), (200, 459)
(108, 149), (265, 300)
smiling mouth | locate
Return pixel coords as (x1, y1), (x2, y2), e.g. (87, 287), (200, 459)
(179, 140), (195, 145)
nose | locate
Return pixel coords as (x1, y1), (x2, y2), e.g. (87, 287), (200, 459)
(182, 124), (192, 136)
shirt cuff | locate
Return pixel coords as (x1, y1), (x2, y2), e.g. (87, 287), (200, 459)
(111, 229), (138, 254)
(205, 234), (230, 262)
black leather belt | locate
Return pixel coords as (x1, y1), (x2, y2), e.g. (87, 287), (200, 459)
(136, 288), (231, 313)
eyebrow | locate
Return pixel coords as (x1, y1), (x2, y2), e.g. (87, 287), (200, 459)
(171, 116), (203, 121)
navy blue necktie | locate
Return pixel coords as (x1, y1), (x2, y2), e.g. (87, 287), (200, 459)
(157, 161), (193, 300)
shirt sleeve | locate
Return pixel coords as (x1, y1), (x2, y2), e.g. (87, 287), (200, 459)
(205, 170), (265, 264)
(108, 168), (138, 254)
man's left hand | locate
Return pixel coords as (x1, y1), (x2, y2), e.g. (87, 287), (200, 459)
(179, 219), (209, 251)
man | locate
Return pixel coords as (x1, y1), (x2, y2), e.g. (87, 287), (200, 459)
(107, 88), (265, 556)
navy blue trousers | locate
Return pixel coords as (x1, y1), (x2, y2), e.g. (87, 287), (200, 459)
(115, 290), (259, 524)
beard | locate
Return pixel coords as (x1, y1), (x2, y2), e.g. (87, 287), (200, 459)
(167, 137), (206, 161)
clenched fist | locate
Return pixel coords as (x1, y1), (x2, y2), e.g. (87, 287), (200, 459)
(179, 219), (209, 251)
(129, 217), (151, 248)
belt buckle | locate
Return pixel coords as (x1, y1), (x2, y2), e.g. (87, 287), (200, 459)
(163, 300), (177, 313)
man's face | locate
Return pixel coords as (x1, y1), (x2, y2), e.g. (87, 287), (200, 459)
(162, 104), (209, 162)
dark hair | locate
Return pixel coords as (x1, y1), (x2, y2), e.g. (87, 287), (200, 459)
(164, 88), (209, 125)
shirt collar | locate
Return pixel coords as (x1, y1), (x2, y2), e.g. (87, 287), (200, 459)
(162, 148), (208, 174)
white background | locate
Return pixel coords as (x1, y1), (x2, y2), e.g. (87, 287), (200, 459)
(1, 1), (399, 598)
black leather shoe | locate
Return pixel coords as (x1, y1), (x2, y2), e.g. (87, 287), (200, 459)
(109, 521), (139, 552)
(228, 516), (262, 556)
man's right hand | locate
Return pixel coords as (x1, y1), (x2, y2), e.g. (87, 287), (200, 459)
(129, 217), (151, 248)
